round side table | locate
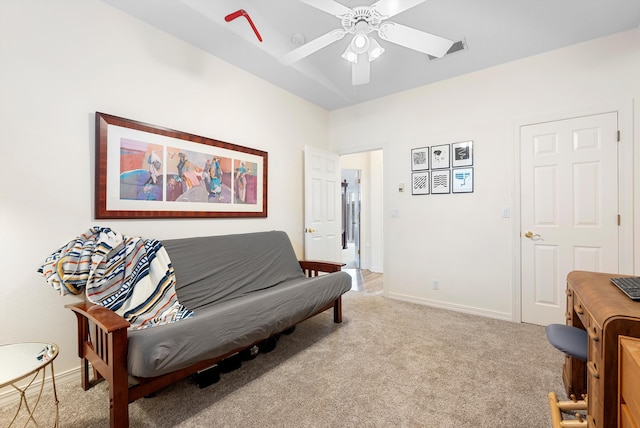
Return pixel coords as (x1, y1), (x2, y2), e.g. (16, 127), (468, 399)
(0, 342), (59, 427)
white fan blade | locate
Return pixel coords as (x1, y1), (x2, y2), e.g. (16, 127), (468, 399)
(296, 0), (353, 17)
(371, 0), (427, 18)
(378, 22), (453, 58)
(281, 29), (346, 65)
(352, 57), (370, 85)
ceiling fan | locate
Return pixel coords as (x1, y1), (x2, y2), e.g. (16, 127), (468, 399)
(281, 0), (455, 86)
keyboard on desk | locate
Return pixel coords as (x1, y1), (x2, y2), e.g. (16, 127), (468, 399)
(610, 277), (640, 301)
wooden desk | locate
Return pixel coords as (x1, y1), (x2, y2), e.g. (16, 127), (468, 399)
(564, 271), (640, 428)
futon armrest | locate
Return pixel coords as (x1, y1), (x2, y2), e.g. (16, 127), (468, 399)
(66, 301), (130, 332)
(299, 260), (346, 276)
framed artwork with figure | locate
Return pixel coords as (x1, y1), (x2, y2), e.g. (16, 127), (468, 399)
(95, 112), (268, 219)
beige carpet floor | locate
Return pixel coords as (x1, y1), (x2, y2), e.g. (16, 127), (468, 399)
(1, 291), (566, 427)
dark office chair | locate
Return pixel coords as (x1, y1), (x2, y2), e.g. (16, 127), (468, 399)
(545, 324), (588, 428)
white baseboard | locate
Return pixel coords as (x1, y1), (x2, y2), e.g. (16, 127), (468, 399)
(386, 292), (512, 321)
(0, 365), (80, 409)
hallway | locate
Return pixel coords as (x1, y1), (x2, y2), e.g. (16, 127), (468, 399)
(344, 268), (383, 295)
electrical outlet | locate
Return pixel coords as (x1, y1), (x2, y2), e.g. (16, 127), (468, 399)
(432, 279), (439, 290)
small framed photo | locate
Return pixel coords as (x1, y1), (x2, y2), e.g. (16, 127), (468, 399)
(452, 141), (473, 167)
(411, 147), (429, 171)
(452, 168), (474, 193)
(431, 144), (450, 169)
(411, 171), (430, 195)
(431, 169), (450, 194)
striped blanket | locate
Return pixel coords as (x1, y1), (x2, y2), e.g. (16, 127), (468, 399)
(38, 227), (193, 330)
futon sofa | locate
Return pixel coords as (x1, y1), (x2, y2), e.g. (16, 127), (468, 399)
(65, 230), (352, 428)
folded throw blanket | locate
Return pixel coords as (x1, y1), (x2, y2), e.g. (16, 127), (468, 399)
(38, 227), (193, 330)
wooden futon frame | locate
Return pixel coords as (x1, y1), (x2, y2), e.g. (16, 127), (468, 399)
(66, 261), (344, 428)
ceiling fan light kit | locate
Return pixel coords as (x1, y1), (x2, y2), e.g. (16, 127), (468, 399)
(352, 34), (368, 51)
(282, 0), (456, 85)
(341, 34), (385, 65)
(367, 38), (385, 61)
(341, 45), (359, 63)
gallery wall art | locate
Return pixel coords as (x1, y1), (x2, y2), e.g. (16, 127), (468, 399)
(410, 140), (474, 195)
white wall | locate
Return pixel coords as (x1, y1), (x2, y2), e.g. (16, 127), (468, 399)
(0, 0), (328, 380)
(330, 29), (640, 320)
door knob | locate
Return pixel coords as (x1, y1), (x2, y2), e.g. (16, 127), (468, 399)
(524, 231), (541, 239)
(305, 228), (316, 233)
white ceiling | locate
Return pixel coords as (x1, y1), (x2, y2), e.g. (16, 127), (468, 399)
(102, 0), (640, 111)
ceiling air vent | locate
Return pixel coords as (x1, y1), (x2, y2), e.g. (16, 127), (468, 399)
(427, 39), (466, 60)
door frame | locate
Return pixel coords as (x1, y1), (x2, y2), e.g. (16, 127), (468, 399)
(511, 99), (634, 323)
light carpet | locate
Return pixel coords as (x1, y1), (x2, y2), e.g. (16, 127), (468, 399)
(1, 291), (566, 427)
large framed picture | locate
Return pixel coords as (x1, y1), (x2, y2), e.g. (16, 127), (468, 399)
(452, 140), (474, 167)
(95, 112), (268, 219)
(431, 144), (450, 169)
(452, 168), (474, 193)
(411, 147), (429, 171)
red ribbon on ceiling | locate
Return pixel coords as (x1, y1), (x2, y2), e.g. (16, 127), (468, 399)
(224, 9), (263, 42)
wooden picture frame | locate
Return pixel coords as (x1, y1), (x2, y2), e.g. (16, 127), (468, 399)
(95, 112), (267, 219)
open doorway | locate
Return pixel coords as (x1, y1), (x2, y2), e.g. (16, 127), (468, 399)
(341, 169), (361, 269)
(340, 150), (384, 294)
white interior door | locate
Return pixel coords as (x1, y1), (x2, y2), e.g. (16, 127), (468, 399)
(304, 145), (341, 262)
(520, 112), (619, 325)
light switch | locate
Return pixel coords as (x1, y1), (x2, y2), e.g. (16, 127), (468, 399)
(391, 209), (399, 218)
(398, 182), (405, 192)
